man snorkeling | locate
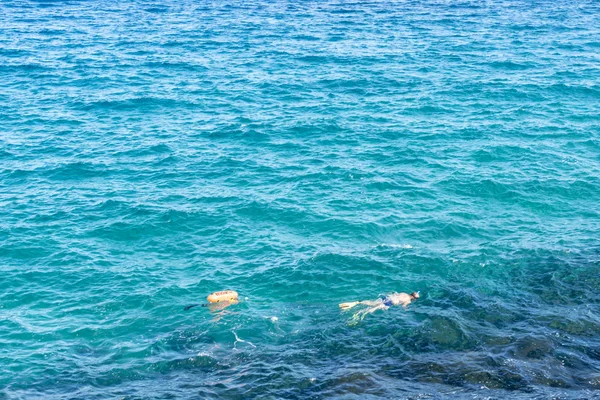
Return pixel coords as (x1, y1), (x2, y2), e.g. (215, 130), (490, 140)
(339, 291), (420, 322)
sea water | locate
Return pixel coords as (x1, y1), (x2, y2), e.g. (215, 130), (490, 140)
(1, 0), (600, 398)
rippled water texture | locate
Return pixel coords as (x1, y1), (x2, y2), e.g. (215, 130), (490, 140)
(1, 0), (600, 398)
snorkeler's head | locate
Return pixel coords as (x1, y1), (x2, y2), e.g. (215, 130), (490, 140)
(410, 292), (420, 300)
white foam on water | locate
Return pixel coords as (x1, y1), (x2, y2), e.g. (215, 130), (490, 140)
(376, 243), (414, 249)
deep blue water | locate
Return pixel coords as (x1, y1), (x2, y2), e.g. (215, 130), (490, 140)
(1, 0), (600, 398)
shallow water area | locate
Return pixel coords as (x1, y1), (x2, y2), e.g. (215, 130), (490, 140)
(1, 0), (600, 398)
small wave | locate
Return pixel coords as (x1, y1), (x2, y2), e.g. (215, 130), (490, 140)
(46, 161), (109, 180)
(75, 97), (198, 111)
(0, 63), (52, 73)
(114, 143), (173, 158)
(403, 105), (453, 114)
(488, 60), (535, 70)
(376, 243), (414, 249)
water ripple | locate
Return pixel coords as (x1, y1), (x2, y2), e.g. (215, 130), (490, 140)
(1, 0), (600, 398)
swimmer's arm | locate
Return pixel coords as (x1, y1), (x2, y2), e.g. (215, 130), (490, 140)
(367, 304), (388, 315)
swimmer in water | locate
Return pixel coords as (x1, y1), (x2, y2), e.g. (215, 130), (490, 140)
(339, 292), (420, 322)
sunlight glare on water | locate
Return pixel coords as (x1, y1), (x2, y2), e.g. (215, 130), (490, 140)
(1, 0), (600, 398)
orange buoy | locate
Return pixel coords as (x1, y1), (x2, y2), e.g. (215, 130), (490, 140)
(207, 290), (239, 303)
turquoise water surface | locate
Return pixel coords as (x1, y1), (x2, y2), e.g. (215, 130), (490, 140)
(1, 0), (600, 398)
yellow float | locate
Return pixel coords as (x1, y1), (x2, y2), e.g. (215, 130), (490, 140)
(207, 290), (239, 303)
